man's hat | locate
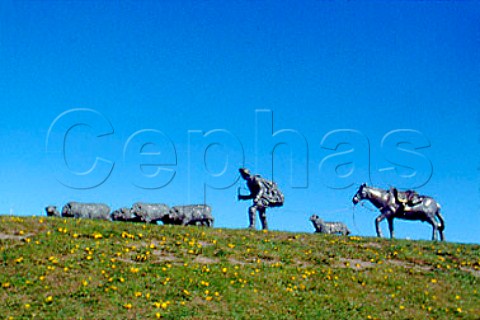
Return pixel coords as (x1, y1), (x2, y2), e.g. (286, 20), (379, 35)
(239, 168), (250, 175)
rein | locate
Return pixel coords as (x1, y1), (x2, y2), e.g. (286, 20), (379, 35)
(352, 202), (379, 234)
(360, 201), (382, 212)
(352, 200), (384, 234)
(352, 205), (358, 233)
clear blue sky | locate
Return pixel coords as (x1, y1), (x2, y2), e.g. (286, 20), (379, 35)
(1, 1), (478, 243)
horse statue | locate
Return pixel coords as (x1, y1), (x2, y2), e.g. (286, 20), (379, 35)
(352, 183), (445, 241)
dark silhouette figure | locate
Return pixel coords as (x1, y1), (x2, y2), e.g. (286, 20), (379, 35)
(238, 168), (284, 230)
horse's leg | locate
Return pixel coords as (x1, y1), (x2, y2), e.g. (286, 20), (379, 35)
(428, 218), (438, 241)
(435, 210), (445, 241)
(375, 214), (386, 238)
(387, 217), (395, 239)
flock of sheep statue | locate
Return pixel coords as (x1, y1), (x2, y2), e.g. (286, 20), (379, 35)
(45, 201), (348, 235)
(46, 202), (214, 227)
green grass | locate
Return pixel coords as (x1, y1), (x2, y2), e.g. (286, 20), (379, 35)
(0, 215), (478, 319)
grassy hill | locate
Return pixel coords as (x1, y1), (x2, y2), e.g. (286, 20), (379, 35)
(0, 216), (478, 319)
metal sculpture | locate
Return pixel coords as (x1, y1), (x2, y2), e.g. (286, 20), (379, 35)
(238, 168), (284, 230)
(352, 183), (445, 241)
(310, 214), (350, 235)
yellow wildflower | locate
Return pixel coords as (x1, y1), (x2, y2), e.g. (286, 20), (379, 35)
(130, 267), (139, 273)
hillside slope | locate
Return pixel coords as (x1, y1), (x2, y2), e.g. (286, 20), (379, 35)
(0, 216), (478, 319)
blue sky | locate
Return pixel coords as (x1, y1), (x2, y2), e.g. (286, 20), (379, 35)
(1, 1), (478, 243)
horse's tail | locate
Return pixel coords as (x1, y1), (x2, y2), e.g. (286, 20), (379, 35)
(436, 204), (445, 232)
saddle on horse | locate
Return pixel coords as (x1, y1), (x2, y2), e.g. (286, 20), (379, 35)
(390, 188), (422, 210)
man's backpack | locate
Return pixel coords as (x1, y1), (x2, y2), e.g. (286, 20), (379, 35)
(255, 175), (285, 207)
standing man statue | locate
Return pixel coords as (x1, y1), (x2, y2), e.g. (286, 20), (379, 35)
(237, 168), (284, 230)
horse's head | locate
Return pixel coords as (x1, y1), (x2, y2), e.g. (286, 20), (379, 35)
(352, 183), (368, 205)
